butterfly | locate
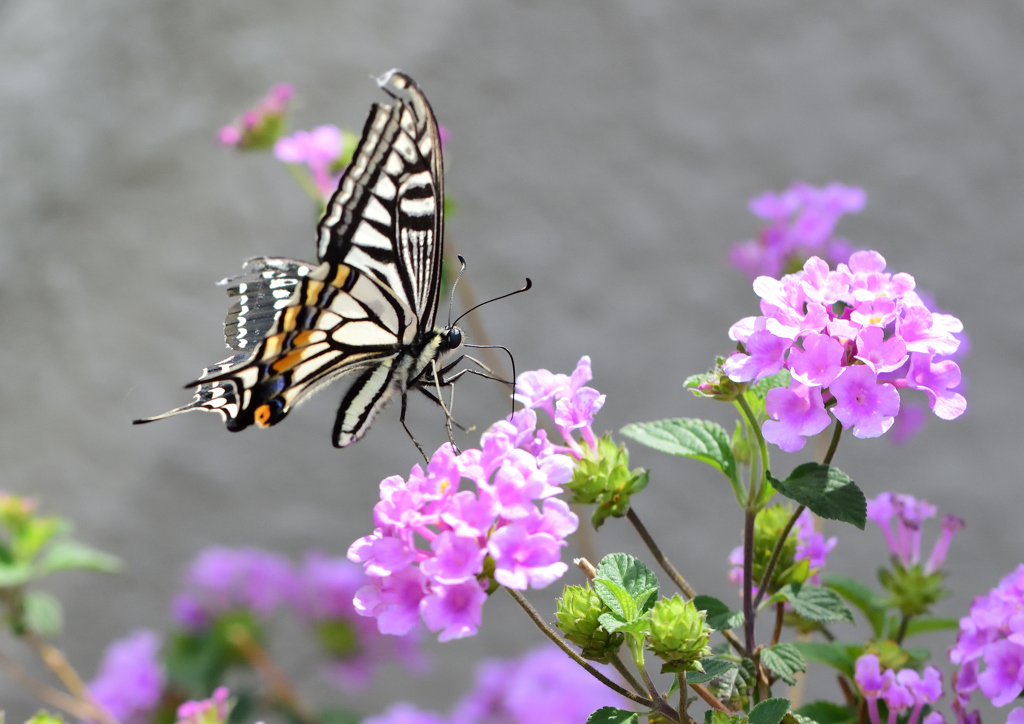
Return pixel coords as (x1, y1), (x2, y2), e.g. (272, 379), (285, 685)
(135, 70), (475, 448)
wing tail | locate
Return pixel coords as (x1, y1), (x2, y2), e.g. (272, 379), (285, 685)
(133, 358), (245, 426)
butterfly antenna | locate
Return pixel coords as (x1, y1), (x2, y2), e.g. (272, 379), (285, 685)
(452, 278), (533, 328)
(448, 255), (469, 327)
(465, 343), (518, 417)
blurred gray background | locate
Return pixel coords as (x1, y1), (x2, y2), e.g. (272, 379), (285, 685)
(1, 1), (1022, 720)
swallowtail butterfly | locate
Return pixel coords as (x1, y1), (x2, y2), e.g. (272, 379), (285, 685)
(135, 70), (468, 448)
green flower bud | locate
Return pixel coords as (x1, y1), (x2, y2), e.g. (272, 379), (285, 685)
(645, 594), (713, 672)
(566, 435), (649, 529)
(555, 584), (624, 663)
(878, 560), (947, 617)
(685, 359), (743, 402)
(747, 505), (811, 596)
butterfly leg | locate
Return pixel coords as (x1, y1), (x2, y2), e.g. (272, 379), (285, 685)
(430, 360), (460, 453)
(400, 393), (430, 464)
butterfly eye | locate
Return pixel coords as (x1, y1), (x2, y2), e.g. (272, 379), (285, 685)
(447, 328), (462, 349)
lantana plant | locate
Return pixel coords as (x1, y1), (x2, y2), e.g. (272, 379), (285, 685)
(2, 86), (1013, 724)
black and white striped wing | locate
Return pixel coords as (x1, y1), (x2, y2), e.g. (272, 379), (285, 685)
(316, 69), (444, 334)
(134, 257), (416, 433)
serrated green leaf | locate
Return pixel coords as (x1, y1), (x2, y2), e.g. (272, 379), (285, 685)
(767, 465), (866, 529)
(36, 540), (121, 576)
(903, 617), (960, 639)
(771, 583), (854, 624)
(694, 595), (745, 631)
(594, 553), (660, 605)
(791, 641), (858, 677)
(686, 657), (738, 684)
(749, 698), (790, 724)
(0, 562), (33, 587)
(594, 579), (636, 621)
(821, 573), (886, 637)
(760, 643), (806, 685)
(784, 713), (818, 724)
(620, 419), (738, 486)
(23, 591), (63, 637)
(635, 586), (659, 615)
(795, 702), (856, 724)
(587, 707), (640, 724)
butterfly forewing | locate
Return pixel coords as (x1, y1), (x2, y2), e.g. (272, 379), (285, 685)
(316, 71), (444, 331)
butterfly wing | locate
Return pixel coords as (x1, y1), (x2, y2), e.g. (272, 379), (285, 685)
(134, 258), (416, 431)
(316, 69), (444, 334)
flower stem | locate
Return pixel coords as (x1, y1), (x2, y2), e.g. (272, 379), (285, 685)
(743, 509), (757, 655)
(626, 507), (746, 655)
(895, 613), (911, 645)
(771, 602), (785, 646)
(753, 504), (805, 611)
(610, 654), (649, 698)
(691, 682), (731, 713)
(823, 420), (843, 466)
(735, 394), (769, 507)
(20, 631), (118, 724)
(0, 646), (110, 723)
(678, 671), (690, 723)
(227, 624), (316, 724)
(503, 587), (658, 710)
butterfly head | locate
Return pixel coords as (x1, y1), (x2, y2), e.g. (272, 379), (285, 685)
(443, 326), (464, 353)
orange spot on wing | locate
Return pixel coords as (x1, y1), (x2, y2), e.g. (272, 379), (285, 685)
(254, 404), (272, 427)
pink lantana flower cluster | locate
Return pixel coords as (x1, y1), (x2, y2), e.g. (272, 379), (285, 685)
(349, 358), (603, 642)
(175, 686), (231, 724)
(949, 564), (1024, 723)
(87, 630), (164, 724)
(867, 493), (964, 573)
(218, 84), (294, 149)
(273, 125), (350, 201)
(730, 182), (865, 280)
(854, 654), (944, 724)
(724, 250), (966, 452)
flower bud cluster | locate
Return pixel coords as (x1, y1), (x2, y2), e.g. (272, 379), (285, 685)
(854, 654), (944, 724)
(730, 182), (865, 280)
(218, 84), (293, 150)
(555, 584), (624, 663)
(724, 251), (966, 451)
(645, 595), (713, 672)
(348, 429), (578, 642)
(949, 564), (1024, 722)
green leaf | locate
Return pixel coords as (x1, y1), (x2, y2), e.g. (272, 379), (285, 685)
(0, 562), (33, 587)
(791, 641), (858, 677)
(620, 419), (738, 486)
(593, 579), (637, 621)
(903, 617), (959, 638)
(784, 713), (820, 724)
(767, 464), (866, 529)
(795, 702), (856, 724)
(23, 590), (63, 637)
(315, 709), (362, 724)
(36, 540), (121, 576)
(771, 584), (854, 624)
(594, 554), (660, 610)
(686, 657), (737, 684)
(821, 573), (886, 637)
(694, 595), (745, 631)
(598, 612), (648, 636)
(760, 643), (806, 685)
(587, 707), (640, 724)
(25, 712), (66, 724)
(749, 698), (791, 724)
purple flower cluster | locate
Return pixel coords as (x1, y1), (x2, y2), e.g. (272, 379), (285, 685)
(273, 125), (346, 201)
(724, 251), (966, 451)
(730, 182), (865, 280)
(363, 645), (624, 724)
(88, 630), (164, 724)
(218, 84), (293, 148)
(949, 564), (1024, 722)
(175, 686), (230, 724)
(349, 358), (603, 642)
(172, 546), (295, 630)
(854, 654), (944, 724)
(728, 507), (837, 589)
(867, 493), (964, 573)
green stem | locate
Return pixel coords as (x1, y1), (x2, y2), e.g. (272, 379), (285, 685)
(743, 509), (757, 655)
(823, 419), (843, 466)
(678, 671), (690, 723)
(895, 613), (911, 645)
(283, 162), (326, 204)
(503, 588), (657, 709)
(735, 394), (770, 508)
(753, 504), (805, 611)
(610, 654), (648, 698)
